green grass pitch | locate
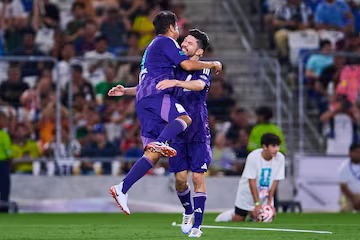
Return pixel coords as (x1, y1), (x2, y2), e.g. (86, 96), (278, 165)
(0, 213), (359, 239)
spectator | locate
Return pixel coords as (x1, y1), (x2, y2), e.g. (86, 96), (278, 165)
(233, 129), (250, 159)
(11, 123), (41, 174)
(131, 3), (159, 51)
(84, 35), (115, 86)
(315, 0), (353, 32)
(74, 20), (98, 56)
(12, 28), (45, 77)
(63, 64), (95, 104)
(95, 64), (124, 104)
(206, 79), (235, 121)
(100, 7), (131, 55)
(119, 0), (147, 24)
(248, 106), (287, 154)
(0, 111), (12, 213)
(125, 31), (141, 56)
(272, 0), (312, 61)
(320, 95), (355, 155)
(338, 143), (360, 212)
(57, 42), (77, 88)
(65, 2), (87, 42)
(211, 133), (237, 175)
(305, 39), (334, 110)
(80, 126), (119, 175)
(225, 107), (252, 145)
(0, 63), (29, 108)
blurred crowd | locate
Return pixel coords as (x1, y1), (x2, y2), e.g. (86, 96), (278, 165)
(261, 0), (360, 154)
(0, 0), (286, 176)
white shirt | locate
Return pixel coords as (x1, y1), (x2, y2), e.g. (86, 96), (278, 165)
(83, 51), (115, 86)
(235, 148), (285, 211)
(338, 159), (360, 194)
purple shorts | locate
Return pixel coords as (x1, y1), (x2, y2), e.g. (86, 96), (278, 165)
(168, 141), (212, 173)
(136, 93), (188, 148)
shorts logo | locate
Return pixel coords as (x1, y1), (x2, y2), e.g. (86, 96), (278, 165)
(201, 163), (207, 170)
(194, 208), (202, 213)
(175, 103), (186, 113)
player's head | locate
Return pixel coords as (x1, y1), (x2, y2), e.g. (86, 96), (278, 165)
(261, 133), (281, 158)
(349, 143), (360, 163)
(181, 29), (210, 59)
(153, 11), (179, 39)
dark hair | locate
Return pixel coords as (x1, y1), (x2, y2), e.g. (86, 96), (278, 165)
(320, 39), (331, 49)
(71, 64), (83, 73)
(350, 142), (360, 152)
(153, 11), (177, 35)
(255, 106), (273, 121)
(72, 2), (85, 11)
(188, 28), (210, 51)
(95, 35), (107, 43)
(261, 133), (281, 146)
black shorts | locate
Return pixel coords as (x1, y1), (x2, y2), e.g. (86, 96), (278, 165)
(234, 206), (249, 217)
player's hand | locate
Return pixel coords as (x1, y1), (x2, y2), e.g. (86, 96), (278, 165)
(108, 85), (125, 96)
(251, 205), (262, 219)
(212, 61), (222, 74)
(156, 79), (178, 90)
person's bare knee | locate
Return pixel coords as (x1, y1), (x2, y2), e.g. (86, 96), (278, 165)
(175, 171), (188, 192)
(192, 172), (206, 192)
(144, 150), (161, 164)
(177, 115), (192, 127)
(232, 214), (246, 222)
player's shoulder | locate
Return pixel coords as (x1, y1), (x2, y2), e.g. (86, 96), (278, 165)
(156, 35), (181, 48)
(338, 159), (350, 172)
(275, 152), (286, 162)
(247, 148), (262, 160)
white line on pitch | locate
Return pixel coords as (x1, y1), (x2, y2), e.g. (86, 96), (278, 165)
(173, 224), (333, 234)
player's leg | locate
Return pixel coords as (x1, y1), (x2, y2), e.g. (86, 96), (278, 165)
(188, 141), (212, 238)
(214, 206), (248, 222)
(168, 143), (194, 234)
(0, 160), (10, 213)
(109, 102), (165, 214)
(146, 94), (192, 157)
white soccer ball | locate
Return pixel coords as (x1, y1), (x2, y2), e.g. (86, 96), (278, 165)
(257, 204), (275, 222)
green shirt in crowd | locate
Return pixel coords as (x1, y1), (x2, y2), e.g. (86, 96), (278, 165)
(247, 123), (287, 154)
(0, 129), (12, 161)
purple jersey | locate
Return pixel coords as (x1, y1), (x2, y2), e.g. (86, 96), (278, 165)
(172, 68), (211, 143)
(136, 35), (188, 102)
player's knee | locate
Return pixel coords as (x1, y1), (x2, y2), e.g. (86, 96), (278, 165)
(232, 214), (246, 222)
(178, 115), (192, 127)
(175, 180), (187, 192)
(192, 172), (205, 190)
(144, 151), (161, 164)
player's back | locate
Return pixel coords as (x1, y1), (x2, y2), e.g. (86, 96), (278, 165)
(136, 35), (188, 101)
(173, 68), (211, 143)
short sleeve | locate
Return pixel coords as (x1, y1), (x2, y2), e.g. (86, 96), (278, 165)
(198, 68), (211, 88)
(338, 160), (350, 184)
(306, 56), (316, 71)
(274, 154), (285, 180)
(242, 153), (258, 179)
(162, 37), (188, 66)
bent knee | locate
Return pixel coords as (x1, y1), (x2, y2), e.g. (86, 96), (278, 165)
(178, 115), (192, 127)
(175, 180), (188, 191)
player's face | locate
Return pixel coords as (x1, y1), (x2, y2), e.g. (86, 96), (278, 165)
(264, 144), (280, 158)
(181, 35), (200, 58)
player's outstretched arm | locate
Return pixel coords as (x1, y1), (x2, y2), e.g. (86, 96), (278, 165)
(180, 60), (222, 74)
(156, 79), (205, 91)
(108, 85), (137, 96)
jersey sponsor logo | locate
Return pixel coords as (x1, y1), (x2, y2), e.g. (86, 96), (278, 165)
(194, 208), (203, 213)
(175, 103), (186, 113)
(201, 163), (207, 170)
(260, 168), (272, 187)
(179, 50), (185, 56)
(202, 69), (210, 75)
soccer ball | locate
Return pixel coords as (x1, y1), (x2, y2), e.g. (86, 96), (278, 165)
(257, 204), (275, 222)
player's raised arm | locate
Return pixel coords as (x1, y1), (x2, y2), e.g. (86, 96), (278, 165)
(180, 60), (222, 74)
(156, 79), (205, 91)
(108, 85), (137, 96)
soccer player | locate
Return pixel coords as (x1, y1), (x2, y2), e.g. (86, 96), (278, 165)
(156, 29), (211, 238)
(215, 133), (285, 222)
(108, 11), (222, 215)
(109, 29), (212, 237)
